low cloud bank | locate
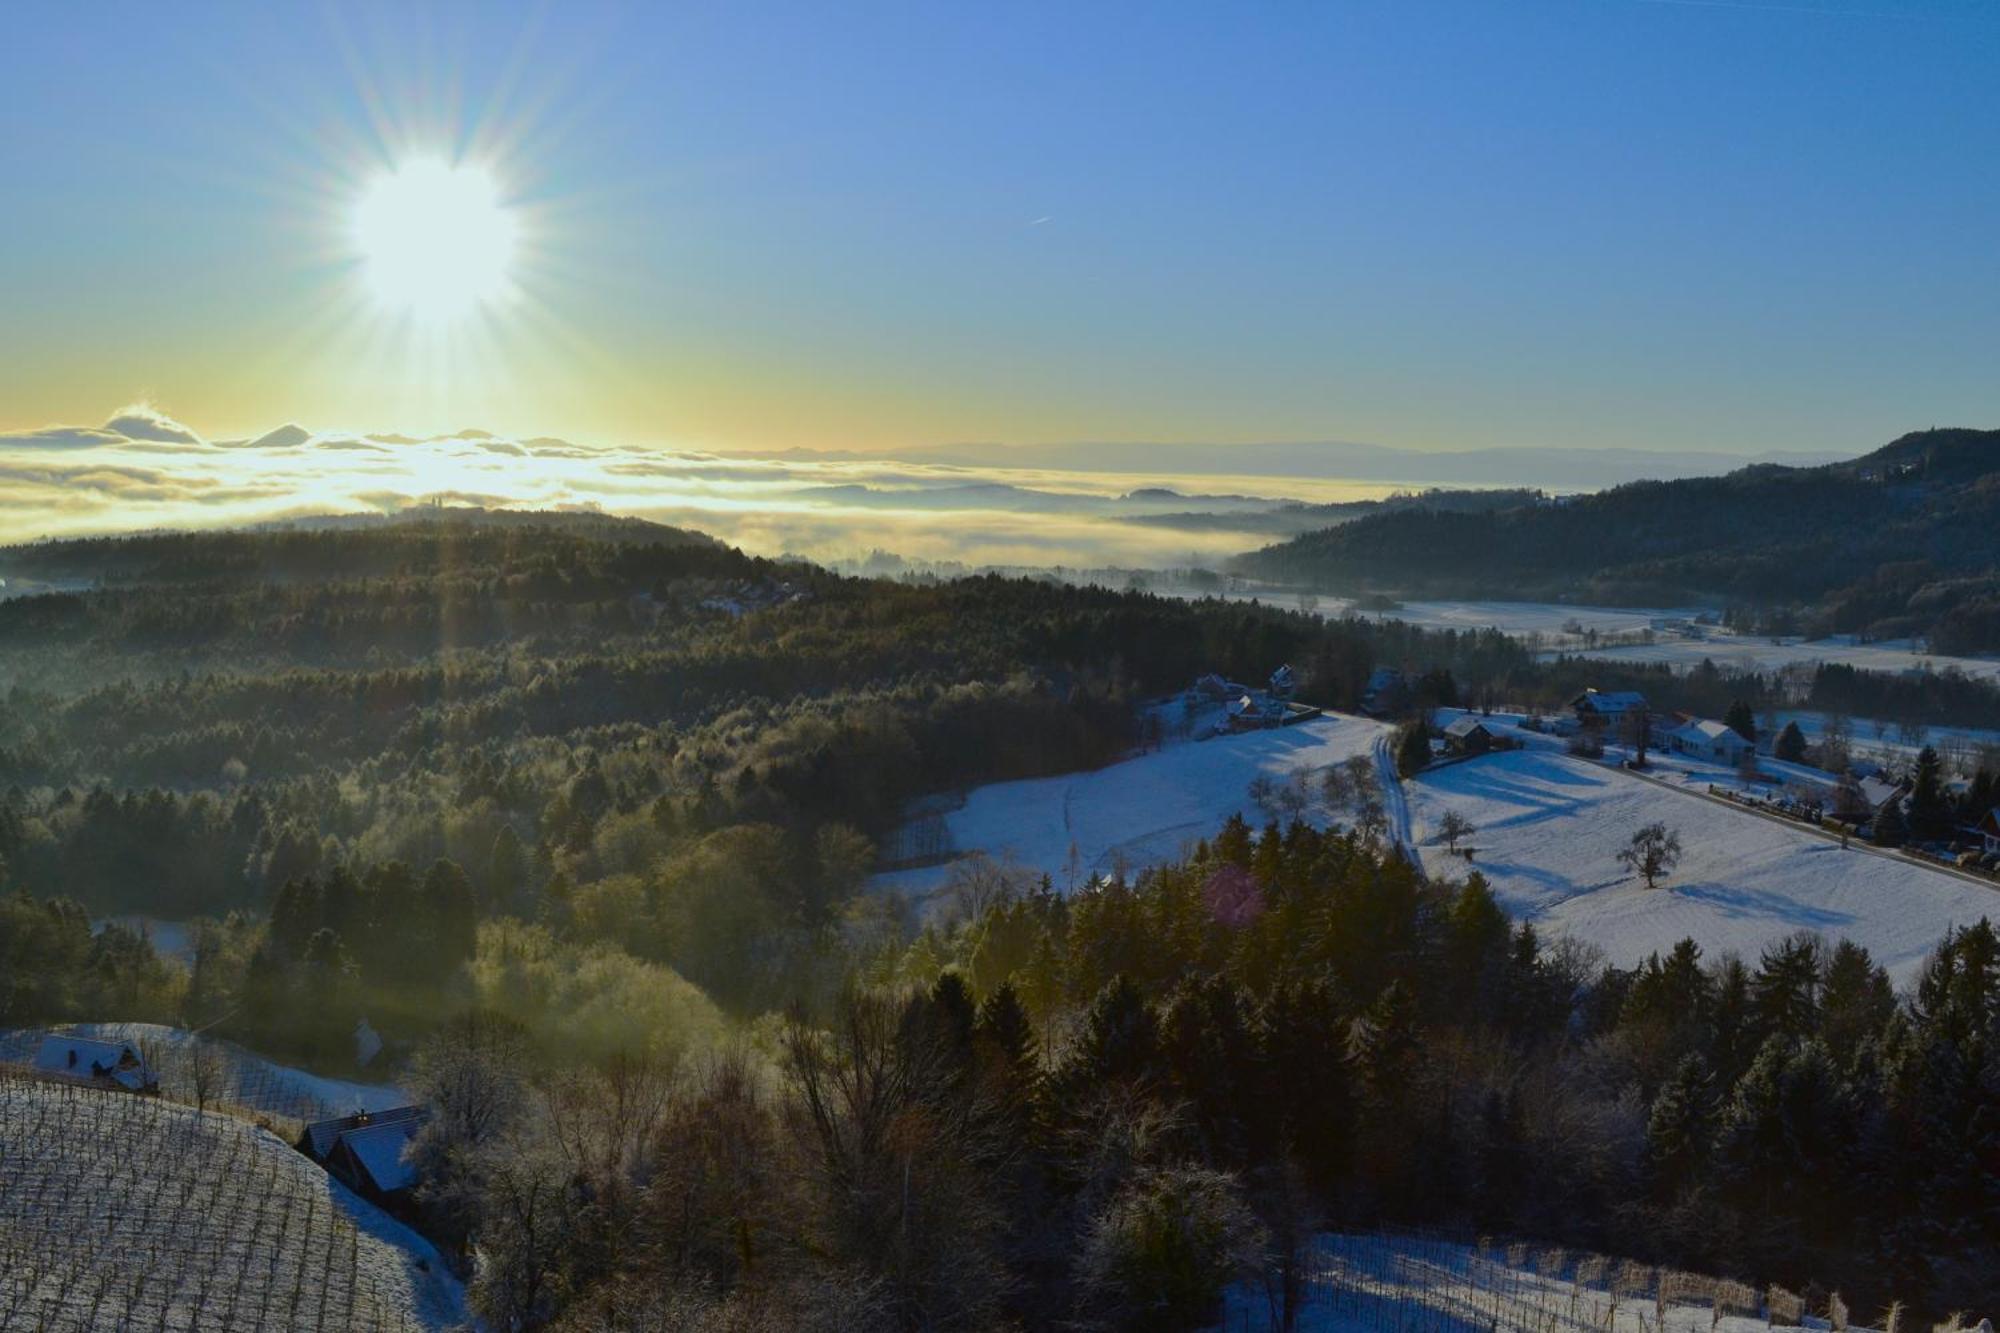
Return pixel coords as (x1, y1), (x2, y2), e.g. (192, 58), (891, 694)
(0, 411), (1310, 569)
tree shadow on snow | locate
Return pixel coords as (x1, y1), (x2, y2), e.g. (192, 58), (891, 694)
(1665, 879), (1854, 931)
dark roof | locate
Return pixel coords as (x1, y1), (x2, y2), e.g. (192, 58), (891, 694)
(303, 1105), (428, 1161)
(1571, 690), (1646, 713)
(334, 1118), (426, 1194)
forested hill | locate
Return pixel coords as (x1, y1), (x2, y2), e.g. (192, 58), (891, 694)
(0, 512), (760, 681)
(0, 507), (720, 587)
(1236, 427), (2000, 651)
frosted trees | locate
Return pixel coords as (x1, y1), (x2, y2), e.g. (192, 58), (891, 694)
(1618, 823), (1683, 889)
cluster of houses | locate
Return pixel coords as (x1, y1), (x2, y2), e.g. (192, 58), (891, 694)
(1189, 664), (1315, 732)
(1564, 689), (1969, 838)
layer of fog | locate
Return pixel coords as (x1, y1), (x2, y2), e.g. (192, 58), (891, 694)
(0, 406), (1847, 571)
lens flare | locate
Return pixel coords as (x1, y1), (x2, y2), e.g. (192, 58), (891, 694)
(353, 158), (517, 322)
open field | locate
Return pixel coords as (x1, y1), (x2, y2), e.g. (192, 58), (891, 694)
(1545, 632), (2000, 683)
(0, 1075), (462, 1332)
(871, 712), (1390, 901)
(1408, 749), (2000, 983)
(1217, 1231), (1879, 1333)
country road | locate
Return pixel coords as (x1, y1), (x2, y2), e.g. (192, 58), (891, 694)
(1372, 733), (1421, 872)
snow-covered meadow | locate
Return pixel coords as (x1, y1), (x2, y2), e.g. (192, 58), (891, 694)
(871, 712), (1390, 902)
(1408, 748), (2000, 984)
(0, 1076), (463, 1331)
(0, 1022), (407, 1121)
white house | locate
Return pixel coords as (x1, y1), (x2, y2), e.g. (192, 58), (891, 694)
(1665, 718), (1754, 765)
(33, 1035), (155, 1093)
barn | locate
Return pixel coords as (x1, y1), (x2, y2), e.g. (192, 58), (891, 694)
(1443, 715), (1497, 756)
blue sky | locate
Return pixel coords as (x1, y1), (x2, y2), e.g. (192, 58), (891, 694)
(3, 0), (1997, 455)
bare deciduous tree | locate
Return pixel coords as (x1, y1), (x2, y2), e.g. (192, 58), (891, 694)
(1617, 823), (1682, 889)
(1434, 809), (1475, 854)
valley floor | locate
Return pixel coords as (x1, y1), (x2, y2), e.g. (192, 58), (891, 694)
(1542, 630), (2000, 684)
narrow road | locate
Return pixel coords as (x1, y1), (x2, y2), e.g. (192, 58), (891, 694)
(1372, 733), (1422, 874)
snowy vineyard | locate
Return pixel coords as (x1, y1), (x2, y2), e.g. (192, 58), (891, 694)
(0, 1074), (459, 1331)
(1223, 1232), (1895, 1333)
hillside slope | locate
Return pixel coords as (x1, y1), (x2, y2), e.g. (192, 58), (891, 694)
(0, 1076), (463, 1331)
(1237, 428), (2000, 650)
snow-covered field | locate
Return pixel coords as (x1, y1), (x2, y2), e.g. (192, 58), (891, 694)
(1408, 749), (2000, 984)
(871, 712), (1390, 901)
(1548, 631), (2000, 683)
(0, 1022), (407, 1121)
(1217, 1231), (1869, 1333)
(0, 1076), (463, 1331)
(1148, 584), (1699, 645)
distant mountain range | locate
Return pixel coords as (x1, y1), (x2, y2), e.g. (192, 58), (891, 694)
(1235, 428), (2000, 653)
(751, 439), (1854, 490)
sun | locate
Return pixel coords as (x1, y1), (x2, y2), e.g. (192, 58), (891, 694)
(353, 158), (517, 322)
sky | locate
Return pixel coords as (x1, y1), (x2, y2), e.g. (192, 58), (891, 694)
(4, 0), (1999, 461)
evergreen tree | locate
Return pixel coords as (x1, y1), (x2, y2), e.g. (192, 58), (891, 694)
(268, 876), (320, 961)
(1645, 1053), (1713, 1200)
(1061, 975), (1161, 1092)
(1818, 940), (1894, 1066)
(1713, 1038), (1852, 1261)
(1394, 721), (1429, 778)
(1906, 745), (1950, 842)
(1724, 699), (1757, 743)
(1871, 795), (1908, 848)
(975, 981), (1035, 1073)
(1706, 955), (1758, 1085)
(1751, 933), (1822, 1045)
(1773, 721), (1807, 763)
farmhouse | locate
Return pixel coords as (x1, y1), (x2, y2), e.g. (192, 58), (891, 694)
(1665, 718), (1753, 765)
(1978, 807), (2000, 855)
(1443, 715), (1497, 756)
(32, 1035), (156, 1093)
(299, 1105), (430, 1205)
(1268, 663), (1298, 700)
(1226, 693), (1287, 731)
(1570, 689), (1647, 729)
